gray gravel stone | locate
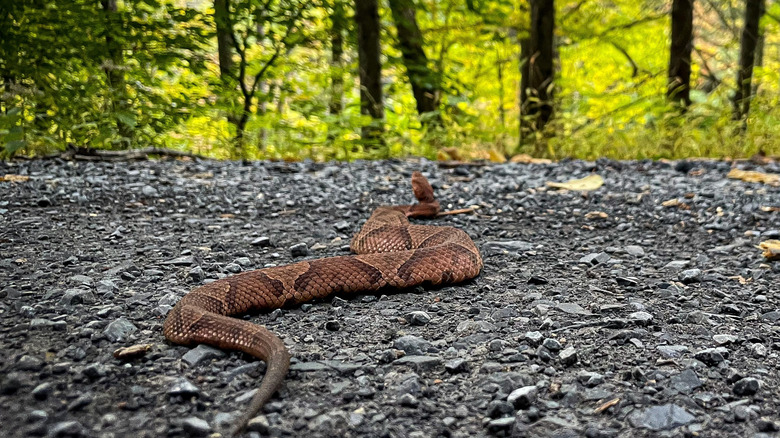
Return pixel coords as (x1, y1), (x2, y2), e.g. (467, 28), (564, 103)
(679, 269), (702, 284)
(290, 242), (309, 257)
(508, 386), (537, 409)
(182, 344), (226, 366)
(733, 377), (760, 396)
(168, 378), (200, 397)
(393, 335), (431, 355)
(629, 404), (695, 431)
(103, 317), (138, 342)
(181, 416), (211, 436)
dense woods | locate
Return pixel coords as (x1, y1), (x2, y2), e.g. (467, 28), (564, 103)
(1, 0), (778, 160)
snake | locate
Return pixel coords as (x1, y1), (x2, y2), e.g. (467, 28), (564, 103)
(163, 171), (483, 435)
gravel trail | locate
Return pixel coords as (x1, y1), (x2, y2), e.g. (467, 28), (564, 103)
(1, 158), (779, 438)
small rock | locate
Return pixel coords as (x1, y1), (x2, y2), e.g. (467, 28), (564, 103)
(163, 255), (194, 266)
(507, 386), (537, 409)
(527, 276), (548, 285)
(67, 393), (94, 411)
(103, 318), (138, 342)
(669, 369), (702, 394)
(405, 311), (431, 326)
(733, 377), (760, 396)
(694, 347), (728, 366)
(15, 355), (44, 371)
(542, 338), (562, 351)
(579, 252), (610, 265)
(624, 245), (645, 257)
(445, 358), (469, 374)
(616, 277), (639, 287)
(559, 347), (578, 366)
(188, 266), (205, 281)
(679, 269), (702, 284)
(629, 404), (695, 431)
(168, 378), (200, 397)
(141, 185), (158, 197)
(32, 382), (54, 400)
(657, 345), (688, 358)
(486, 417), (515, 432)
(394, 335), (431, 355)
(629, 311), (653, 325)
(486, 400), (513, 418)
(334, 220), (351, 231)
(290, 243), (309, 257)
(47, 420), (86, 437)
(182, 344), (226, 367)
(181, 417), (211, 437)
(1, 372), (23, 394)
(713, 334), (738, 345)
(664, 260), (690, 270)
(398, 393), (418, 407)
(251, 236), (271, 247)
(325, 321), (340, 331)
(246, 415), (270, 433)
(524, 331), (544, 345)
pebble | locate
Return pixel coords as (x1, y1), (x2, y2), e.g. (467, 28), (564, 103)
(628, 404), (695, 431)
(47, 421), (87, 437)
(733, 377), (760, 396)
(103, 317), (138, 342)
(168, 378), (200, 397)
(405, 311), (432, 326)
(559, 347), (578, 366)
(393, 335), (431, 355)
(679, 269), (702, 284)
(507, 386), (537, 409)
(445, 358), (469, 374)
(694, 347), (728, 366)
(290, 242), (310, 257)
(182, 344), (226, 366)
(181, 417), (211, 436)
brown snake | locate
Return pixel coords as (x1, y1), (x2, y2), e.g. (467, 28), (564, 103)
(163, 172), (483, 435)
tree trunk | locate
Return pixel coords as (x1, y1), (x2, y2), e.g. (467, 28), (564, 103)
(214, 0), (235, 82)
(101, 0), (131, 147)
(668, 0), (694, 107)
(329, 0), (346, 116)
(520, 0), (555, 138)
(519, 37), (531, 145)
(355, 0), (384, 143)
(388, 0), (440, 122)
(733, 0), (765, 122)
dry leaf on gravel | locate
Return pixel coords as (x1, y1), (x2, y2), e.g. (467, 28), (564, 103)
(1, 174), (30, 182)
(510, 154), (553, 164)
(585, 211), (608, 219)
(546, 174), (604, 191)
(727, 168), (780, 186)
(757, 240), (780, 261)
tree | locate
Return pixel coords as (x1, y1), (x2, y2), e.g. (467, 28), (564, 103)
(329, 0), (347, 116)
(520, 0), (555, 143)
(355, 0), (384, 143)
(388, 0), (440, 122)
(212, 0), (310, 152)
(733, 0), (766, 123)
(668, 0), (694, 107)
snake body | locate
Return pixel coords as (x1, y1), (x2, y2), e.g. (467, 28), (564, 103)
(163, 172), (483, 435)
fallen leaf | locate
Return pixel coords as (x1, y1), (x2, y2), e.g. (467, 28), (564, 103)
(585, 211), (608, 220)
(760, 206), (780, 212)
(113, 344), (152, 360)
(546, 174), (604, 191)
(1, 174), (30, 182)
(757, 240), (780, 261)
(594, 398), (620, 414)
(488, 150), (507, 163)
(437, 147), (462, 161)
(727, 168), (780, 186)
(510, 153), (553, 164)
(661, 199), (690, 210)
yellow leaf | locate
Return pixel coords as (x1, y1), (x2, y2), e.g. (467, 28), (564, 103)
(727, 168), (780, 186)
(510, 154), (553, 164)
(757, 240), (780, 261)
(1, 174), (30, 182)
(437, 147), (461, 161)
(546, 174), (604, 191)
(585, 211), (608, 219)
(488, 149), (507, 163)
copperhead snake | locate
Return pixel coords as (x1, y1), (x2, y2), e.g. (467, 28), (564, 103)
(163, 172), (483, 435)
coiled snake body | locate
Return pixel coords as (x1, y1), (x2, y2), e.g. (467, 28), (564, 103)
(163, 172), (483, 435)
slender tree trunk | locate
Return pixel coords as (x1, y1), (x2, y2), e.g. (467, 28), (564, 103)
(668, 0), (694, 107)
(388, 0), (440, 122)
(214, 0), (235, 82)
(101, 0), (131, 147)
(733, 0), (765, 123)
(329, 0), (346, 116)
(519, 0), (554, 146)
(214, 0), (242, 139)
(519, 37), (531, 145)
(355, 0), (384, 143)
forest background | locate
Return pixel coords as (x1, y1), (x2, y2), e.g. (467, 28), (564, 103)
(1, 0), (779, 162)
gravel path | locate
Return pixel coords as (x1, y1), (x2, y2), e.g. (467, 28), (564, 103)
(1, 158), (779, 438)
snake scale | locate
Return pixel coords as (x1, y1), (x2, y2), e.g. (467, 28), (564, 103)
(163, 172), (483, 435)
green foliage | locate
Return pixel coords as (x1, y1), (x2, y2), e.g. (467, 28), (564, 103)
(3, 0), (779, 160)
